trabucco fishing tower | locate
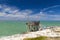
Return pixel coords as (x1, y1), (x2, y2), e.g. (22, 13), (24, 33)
(26, 15), (40, 32)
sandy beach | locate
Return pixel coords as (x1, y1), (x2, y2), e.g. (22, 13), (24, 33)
(0, 28), (60, 40)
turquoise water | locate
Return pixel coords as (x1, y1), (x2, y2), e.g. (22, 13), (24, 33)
(40, 21), (60, 27)
(0, 21), (27, 36)
(0, 21), (60, 36)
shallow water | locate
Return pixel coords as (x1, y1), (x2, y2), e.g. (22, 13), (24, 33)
(0, 21), (27, 36)
(0, 21), (60, 36)
(40, 21), (60, 27)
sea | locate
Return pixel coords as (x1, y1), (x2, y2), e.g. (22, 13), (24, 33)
(0, 21), (60, 36)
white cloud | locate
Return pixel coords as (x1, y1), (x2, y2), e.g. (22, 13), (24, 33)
(38, 5), (60, 21)
(39, 12), (60, 20)
(0, 5), (60, 21)
(41, 5), (60, 12)
(0, 12), (6, 16)
(0, 5), (34, 20)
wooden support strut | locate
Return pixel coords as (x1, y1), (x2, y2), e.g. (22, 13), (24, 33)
(26, 21), (40, 32)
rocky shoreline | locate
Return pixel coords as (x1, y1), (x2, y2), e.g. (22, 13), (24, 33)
(0, 27), (60, 40)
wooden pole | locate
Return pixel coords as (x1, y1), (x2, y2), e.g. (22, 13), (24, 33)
(26, 15), (30, 32)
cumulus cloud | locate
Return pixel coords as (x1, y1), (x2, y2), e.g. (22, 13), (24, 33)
(0, 5), (34, 20)
(38, 5), (60, 21)
(0, 5), (60, 21)
(0, 4), (43, 21)
(39, 12), (60, 21)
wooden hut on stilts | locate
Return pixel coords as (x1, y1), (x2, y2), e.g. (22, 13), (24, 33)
(26, 21), (40, 32)
(26, 15), (40, 32)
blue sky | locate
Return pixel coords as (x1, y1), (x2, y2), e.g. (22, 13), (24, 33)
(0, 0), (60, 21)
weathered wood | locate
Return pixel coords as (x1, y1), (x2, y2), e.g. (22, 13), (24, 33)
(26, 21), (40, 32)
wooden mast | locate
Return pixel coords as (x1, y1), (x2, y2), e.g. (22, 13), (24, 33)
(26, 13), (40, 32)
(26, 14), (30, 32)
